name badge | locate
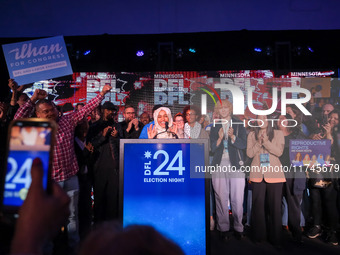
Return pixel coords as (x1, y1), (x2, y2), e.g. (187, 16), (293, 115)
(223, 140), (228, 153)
(260, 153), (270, 167)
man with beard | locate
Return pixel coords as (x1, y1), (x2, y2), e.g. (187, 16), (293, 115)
(87, 101), (123, 223)
(119, 105), (143, 139)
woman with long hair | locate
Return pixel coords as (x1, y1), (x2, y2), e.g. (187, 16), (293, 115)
(306, 109), (339, 245)
(277, 114), (306, 243)
(246, 114), (285, 247)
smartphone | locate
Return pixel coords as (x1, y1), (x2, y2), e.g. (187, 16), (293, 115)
(322, 113), (329, 126)
(1, 118), (56, 213)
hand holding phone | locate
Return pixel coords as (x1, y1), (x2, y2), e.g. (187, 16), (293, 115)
(11, 158), (70, 254)
(1, 118), (56, 213)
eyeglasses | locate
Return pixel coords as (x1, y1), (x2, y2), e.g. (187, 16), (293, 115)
(175, 120), (184, 123)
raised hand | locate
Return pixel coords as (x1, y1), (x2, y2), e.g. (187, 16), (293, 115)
(111, 126), (118, 137)
(100, 85), (112, 96)
(8, 79), (18, 91)
(218, 127), (224, 140)
(311, 133), (323, 140)
(131, 118), (139, 129)
(31, 89), (47, 103)
(227, 127), (234, 138)
(147, 124), (157, 139)
(169, 123), (177, 135)
(102, 126), (112, 137)
(127, 118), (139, 132)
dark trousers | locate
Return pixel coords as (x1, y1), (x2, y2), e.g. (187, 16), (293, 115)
(283, 179), (303, 239)
(251, 181), (283, 245)
(93, 173), (119, 223)
(310, 183), (338, 231)
(78, 172), (93, 239)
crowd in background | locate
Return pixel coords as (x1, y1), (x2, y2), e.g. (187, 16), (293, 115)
(0, 79), (340, 254)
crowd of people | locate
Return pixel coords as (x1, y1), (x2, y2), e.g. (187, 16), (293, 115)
(0, 78), (340, 254)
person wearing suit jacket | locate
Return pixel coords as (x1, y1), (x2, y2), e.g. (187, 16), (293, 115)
(247, 114), (285, 247)
(210, 99), (247, 241)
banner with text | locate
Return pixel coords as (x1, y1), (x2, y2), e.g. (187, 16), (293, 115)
(2, 36), (73, 85)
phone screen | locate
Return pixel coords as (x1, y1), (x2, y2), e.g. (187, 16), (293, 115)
(2, 119), (55, 211)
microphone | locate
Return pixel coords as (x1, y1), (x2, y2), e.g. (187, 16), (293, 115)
(153, 121), (178, 139)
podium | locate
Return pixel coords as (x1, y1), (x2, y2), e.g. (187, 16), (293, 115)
(119, 139), (209, 255)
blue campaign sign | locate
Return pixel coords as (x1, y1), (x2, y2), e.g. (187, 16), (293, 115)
(2, 36), (73, 85)
(120, 139), (209, 255)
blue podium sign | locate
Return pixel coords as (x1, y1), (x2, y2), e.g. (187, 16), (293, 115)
(120, 139), (209, 255)
(2, 36), (73, 85)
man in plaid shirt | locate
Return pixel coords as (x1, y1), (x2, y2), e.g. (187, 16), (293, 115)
(14, 85), (112, 250)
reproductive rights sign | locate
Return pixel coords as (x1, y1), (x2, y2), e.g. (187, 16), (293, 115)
(2, 36), (73, 85)
(289, 139), (331, 167)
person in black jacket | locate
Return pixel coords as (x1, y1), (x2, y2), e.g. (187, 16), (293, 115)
(87, 101), (122, 223)
(278, 113), (306, 243)
(74, 118), (93, 239)
(119, 105), (143, 139)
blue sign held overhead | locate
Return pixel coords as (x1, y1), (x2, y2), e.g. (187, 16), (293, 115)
(2, 36), (73, 85)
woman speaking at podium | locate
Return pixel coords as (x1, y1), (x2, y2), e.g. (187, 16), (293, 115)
(147, 107), (178, 139)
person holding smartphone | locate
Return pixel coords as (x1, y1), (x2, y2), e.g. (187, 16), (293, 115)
(10, 158), (70, 255)
(13, 84), (112, 251)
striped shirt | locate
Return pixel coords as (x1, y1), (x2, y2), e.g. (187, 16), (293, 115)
(14, 94), (104, 182)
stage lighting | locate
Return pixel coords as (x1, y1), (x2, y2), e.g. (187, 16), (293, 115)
(265, 46), (273, 56)
(84, 50), (91, 56)
(308, 47), (314, 53)
(254, 48), (262, 52)
(136, 50), (144, 57)
(188, 48), (196, 53)
(176, 48), (183, 58)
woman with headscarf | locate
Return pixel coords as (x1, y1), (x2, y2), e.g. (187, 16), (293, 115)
(147, 107), (177, 139)
(317, 154), (325, 166)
